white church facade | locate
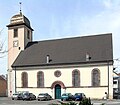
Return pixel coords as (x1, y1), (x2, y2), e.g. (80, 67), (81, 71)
(7, 12), (114, 99)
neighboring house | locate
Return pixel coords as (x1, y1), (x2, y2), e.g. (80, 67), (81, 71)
(113, 72), (119, 92)
(113, 72), (120, 99)
(0, 75), (7, 96)
(7, 12), (114, 99)
(113, 72), (120, 92)
(113, 76), (119, 92)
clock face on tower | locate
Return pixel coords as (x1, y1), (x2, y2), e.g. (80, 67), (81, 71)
(13, 40), (19, 47)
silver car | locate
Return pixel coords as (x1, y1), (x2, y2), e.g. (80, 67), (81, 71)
(12, 93), (20, 100)
(37, 93), (52, 101)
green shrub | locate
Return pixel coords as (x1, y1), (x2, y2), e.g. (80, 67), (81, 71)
(100, 104), (105, 105)
(61, 102), (77, 105)
(49, 98), (93, 105)
(68, 102), (77, 105)
(79, 98), (93, 105)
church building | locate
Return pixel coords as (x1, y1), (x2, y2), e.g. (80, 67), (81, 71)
(7, 12), (114, 99)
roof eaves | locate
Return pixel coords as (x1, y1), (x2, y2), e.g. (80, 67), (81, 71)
(12, 59), (113, 68)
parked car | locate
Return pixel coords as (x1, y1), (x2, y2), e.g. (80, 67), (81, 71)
(22, 93), (36, 100)
(61, 93), (74, 101)
(113, 90), (120, 99)
(17, 93), (24, 100)
(74, 93), (86, 101)
(37, 93), (52, 101)
(12, 93), (20, 100)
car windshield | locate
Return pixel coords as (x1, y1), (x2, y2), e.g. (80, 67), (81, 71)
(62, 93), (70, 96)
(13, 93), (19, 95)
(75, 93), (82, 96)
(39, 93), (46, 96)
(23, 93), (29, 95)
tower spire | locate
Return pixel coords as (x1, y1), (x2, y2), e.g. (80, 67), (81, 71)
(19, 2), (22, 15)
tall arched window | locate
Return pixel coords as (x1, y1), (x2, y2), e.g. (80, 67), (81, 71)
(72, 69), (80, 87)
(92, 68), (100, 86)
(37, 71), (44, 87)
(21, 72), (28, 88)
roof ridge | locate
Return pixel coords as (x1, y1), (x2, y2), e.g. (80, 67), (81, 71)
(33, 33), (112, 43)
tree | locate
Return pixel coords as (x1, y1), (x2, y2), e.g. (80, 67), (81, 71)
(0, 29), (7, 58)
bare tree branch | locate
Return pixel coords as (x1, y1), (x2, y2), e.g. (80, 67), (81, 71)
(0, 29), (7, 58)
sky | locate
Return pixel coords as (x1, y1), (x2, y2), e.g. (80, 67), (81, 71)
(0, 0), (120, 75)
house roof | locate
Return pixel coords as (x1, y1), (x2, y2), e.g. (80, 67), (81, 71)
(12, 33), (113, 67)
(0, 75), (6, 81)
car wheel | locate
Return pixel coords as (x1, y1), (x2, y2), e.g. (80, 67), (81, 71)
(63, 98), (66, 101)
(45, 98), (47, 101)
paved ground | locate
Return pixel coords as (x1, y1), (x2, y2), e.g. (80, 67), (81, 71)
(1, 97), (120, 105)
(0, 97), (59, 105)
(91, 99), (120, 105)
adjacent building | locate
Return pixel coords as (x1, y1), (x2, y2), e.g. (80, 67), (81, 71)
(7, 12), (114, 99)
(0, 75), (7, 96)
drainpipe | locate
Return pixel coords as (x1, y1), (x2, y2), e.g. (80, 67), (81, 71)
(15, 67), (16, 93)
(107, 61), (109, 99)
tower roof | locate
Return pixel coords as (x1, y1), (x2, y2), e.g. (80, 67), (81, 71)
(7, 12), (33, 31)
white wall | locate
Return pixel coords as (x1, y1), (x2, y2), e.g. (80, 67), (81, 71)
(15, 64), (113, 99)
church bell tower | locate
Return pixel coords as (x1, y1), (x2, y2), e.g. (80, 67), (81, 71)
(7, 11), (33, 96)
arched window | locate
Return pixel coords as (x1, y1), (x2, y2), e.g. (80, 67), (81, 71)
(92, 69), (100, 86)
(21, 72), (28, 88)
(37, 71), (44, 87)
(72, 69), (80, 87)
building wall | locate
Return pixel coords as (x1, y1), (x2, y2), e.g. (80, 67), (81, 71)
(8, 26), (32, 97)
(15, 64), (113, 99)
(8, 27), (23, 97)
(0, 77), (7, 96)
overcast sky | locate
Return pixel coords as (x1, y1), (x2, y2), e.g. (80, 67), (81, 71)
(0, 0), (120, 75)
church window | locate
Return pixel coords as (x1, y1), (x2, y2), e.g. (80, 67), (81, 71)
(37, 71), (44, 87)
(72, 69), (80, 87)
(54, 70), (61, 77)
(92, 68), (100, 86)
(14, 28), (18, 38)
(21, 72), (28, 88)
(27, 30), (30, 39)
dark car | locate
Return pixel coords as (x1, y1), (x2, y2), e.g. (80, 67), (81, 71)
(17, 93), (23, 100)
(113, 90), (120, 99)
(37, 93), (52, 101)
(61, 93), (74, 101)
(74, 93), (86, 101)
(22, 93), (36, 100)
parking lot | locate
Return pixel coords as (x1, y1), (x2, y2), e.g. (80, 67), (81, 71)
(0, 97), (59, 105)
(1, 97), (120, 105)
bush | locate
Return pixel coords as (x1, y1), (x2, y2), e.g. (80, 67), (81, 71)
(49, 98), (93, 105)
(68, 102), (77, 105)
(61, 98), (93, 105)
(49, 102), (77, 105)
(79, 98), (93, 105)
(100, 104), (105, 105)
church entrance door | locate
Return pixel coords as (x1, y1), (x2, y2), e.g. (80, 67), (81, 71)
(55, 84), (61, 99)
